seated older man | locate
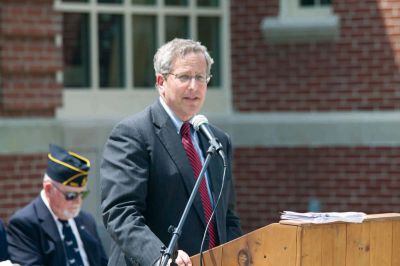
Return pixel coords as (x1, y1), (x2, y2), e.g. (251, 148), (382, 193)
(7, 144), (108, 266)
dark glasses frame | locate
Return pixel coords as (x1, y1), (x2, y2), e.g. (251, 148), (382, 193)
(52, 182), (90, 201)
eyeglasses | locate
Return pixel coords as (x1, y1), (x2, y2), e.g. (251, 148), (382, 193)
(165, 73), (212, 84)
(52, 183), (90, 201)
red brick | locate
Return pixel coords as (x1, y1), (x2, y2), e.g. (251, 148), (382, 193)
(231, 0), (400, 111)
(0, 1), (62, 116)
(234, 147), (400, 233)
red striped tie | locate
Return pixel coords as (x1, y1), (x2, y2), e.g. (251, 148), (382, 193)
(180, 122), (218, 249)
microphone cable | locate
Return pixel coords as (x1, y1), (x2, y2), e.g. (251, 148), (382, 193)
(198, 153), (227, 266)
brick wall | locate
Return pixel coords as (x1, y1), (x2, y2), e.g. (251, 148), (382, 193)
(0, 154), (46, 221)
(230, 0), (400, 233)
(1, 1), (400, 239)
(234, 147), (400, 233)
(3, 146), (400, 234)
(231, 0), (400, 111)
(0, 0), (62, 117)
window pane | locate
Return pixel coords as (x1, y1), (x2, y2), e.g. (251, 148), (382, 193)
(132, 15), (157, 87)
(300, 0), (315, 6)
(197, 17), (220, 87)
(166, 16), (189, 42)
(131, 0), (155, 4)
(197, 0), (219, 7)
(62, 0), (88, 2)
(98, 0), (123, 3)
(98, 14), (125, 88)
(63, 13), (90, 88)
(165, 0), (188, 6)
(321, 0), (331, 5)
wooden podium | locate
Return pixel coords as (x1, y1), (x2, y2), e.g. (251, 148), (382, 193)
(191, 213), (400, 266)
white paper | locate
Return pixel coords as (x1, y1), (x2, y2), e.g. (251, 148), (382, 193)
(281, 211), (367, 224)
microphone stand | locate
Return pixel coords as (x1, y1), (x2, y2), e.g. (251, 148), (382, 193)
(161, 144), (219, 266)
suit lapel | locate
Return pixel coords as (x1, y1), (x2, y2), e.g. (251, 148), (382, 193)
(35, 197), (62, 244)
(35, 196), (66, 264)
(150, 100), (207, 226)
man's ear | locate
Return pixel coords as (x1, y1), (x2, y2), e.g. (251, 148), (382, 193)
(43, 182), (52, 194)
(156, 74), (165, 94)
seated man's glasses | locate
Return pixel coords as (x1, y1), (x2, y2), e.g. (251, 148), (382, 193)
(165, 73), (212, 84)
(52, 182), (90, 201)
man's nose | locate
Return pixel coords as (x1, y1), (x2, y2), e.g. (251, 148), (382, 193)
(188, 77), (198, 89)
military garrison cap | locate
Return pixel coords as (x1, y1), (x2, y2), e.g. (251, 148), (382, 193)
(47, 144), (90, 187)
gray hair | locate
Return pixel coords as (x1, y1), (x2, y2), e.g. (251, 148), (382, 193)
(153, 38), (214, 76)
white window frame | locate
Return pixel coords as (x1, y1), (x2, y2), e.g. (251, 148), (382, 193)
(261, 0), (339, 44)
(53, 0), (232, 119)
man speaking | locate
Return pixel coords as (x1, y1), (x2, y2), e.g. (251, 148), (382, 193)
(100, 38), (242, 266)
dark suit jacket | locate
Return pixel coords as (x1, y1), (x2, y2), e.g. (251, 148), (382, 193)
(7, 196), (108, 266)
(0, 219), (9, 261)
(100, 100), (242, 266)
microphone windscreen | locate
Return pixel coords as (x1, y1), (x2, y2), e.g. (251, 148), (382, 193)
(191, 114), (209, 131)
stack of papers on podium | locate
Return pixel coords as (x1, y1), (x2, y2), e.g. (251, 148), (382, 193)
(281, 211), (367, 224)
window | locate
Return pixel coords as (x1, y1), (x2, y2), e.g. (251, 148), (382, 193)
(54, 0), (229, 118)
(300, 0), (331, 7)
(286, 0), (333, 18)
(63, 13), (91, 88)
(261, 0), (339, 44)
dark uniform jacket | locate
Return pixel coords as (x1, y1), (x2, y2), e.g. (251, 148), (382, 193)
(7, 196), (108, 266)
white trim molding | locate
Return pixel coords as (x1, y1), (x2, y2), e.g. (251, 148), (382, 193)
(3, 112), (400, 155)
(261, 0), (340, 44)
(213, 111), (400, 147)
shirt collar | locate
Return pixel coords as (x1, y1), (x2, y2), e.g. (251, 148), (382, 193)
(41, 189), (63, 222)
(159, 96), (195, 134)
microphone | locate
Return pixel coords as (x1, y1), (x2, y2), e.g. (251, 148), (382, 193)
(191, 115), (225, 160)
